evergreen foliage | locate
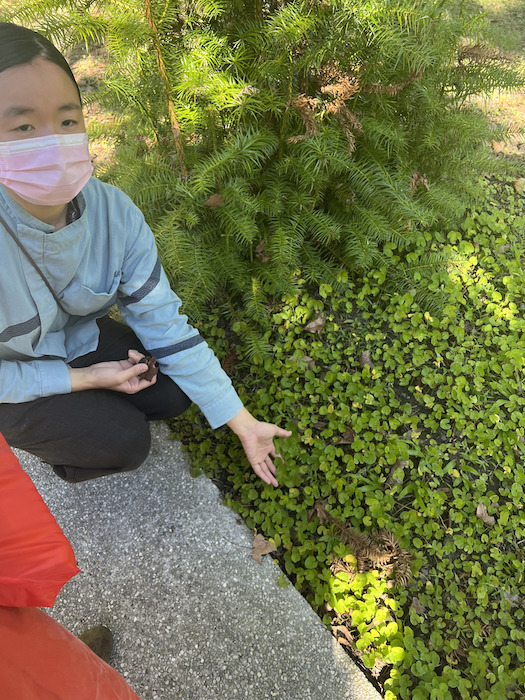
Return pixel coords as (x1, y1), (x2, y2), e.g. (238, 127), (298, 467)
(3, 0), (523, 325)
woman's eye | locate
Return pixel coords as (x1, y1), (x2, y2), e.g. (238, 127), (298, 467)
(62, 119), (77, 127)
(15, 124), (34, 133)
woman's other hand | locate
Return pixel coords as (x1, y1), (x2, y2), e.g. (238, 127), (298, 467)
(227, 407), (292, 487)
(68, 350), (156, 394)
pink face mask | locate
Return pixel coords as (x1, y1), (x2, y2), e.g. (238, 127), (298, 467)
(0, 133), (93, 206)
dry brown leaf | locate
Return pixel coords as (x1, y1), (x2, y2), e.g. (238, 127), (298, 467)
(321, 76), (359, 100)
(336, 428), (355, 445)
(393, 550), (412, 586)
(476, 502), (495, 527)
(334, 635), (351, 647)
(411, 596), (426, 615)
(289, 94), (320, 142)
(386, 460), (407, 487)
(315, 502), (412, 586)
(203, 193), (225, 209)
(365, 69), (422, 96)
(255, 240), (271, 263)
(359, 350), (374, 368)
(304, 312), (325, 335)
(220, 346), (237, 375)
(301, 355), (315, 370)
(503, 591), (522, 607)
(459, 44), (501, 63)
(288, 355), (315, 369)
(288, 354), (315, 371)
(297, 355), (315, 370)
(491, 140), (506, 154)
(332, 624), (353, 646)
(251, 533), (277, 564)
(437, 486), (452, 497)
(410, 171), (430, 193)
(512, 178), (525, 193)
(307, 499), (330, 522)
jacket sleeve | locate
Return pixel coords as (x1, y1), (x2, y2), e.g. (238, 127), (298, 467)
(116, 206), (243, 429)
(0, 358), (71, 404)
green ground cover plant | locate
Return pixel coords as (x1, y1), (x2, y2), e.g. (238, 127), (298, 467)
(171, 176), (525, 698)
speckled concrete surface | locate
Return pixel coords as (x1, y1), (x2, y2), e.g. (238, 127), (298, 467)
(16, 422), (381, 700)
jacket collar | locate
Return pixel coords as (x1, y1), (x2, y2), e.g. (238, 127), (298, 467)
(0, 184), (86, 235)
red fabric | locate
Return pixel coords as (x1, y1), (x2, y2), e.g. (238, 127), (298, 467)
(0, 434), (80, 606)
(0, 607), (140, 699)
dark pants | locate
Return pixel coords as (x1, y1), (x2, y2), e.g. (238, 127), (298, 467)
(0, 317), (191, 483)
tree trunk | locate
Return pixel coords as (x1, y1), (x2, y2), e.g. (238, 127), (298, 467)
(144, 0), (188, 178)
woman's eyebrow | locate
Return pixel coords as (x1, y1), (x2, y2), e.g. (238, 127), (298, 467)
(3, 103), (82, 118)
(57, 103), (82, 112)
(3, 106), (35, 118)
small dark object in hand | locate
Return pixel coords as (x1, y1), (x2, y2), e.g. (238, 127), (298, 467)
(138, 355), (158, 382)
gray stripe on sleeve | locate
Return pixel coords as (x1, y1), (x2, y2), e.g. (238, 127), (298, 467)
(149, 334), (205, 358)
(0, 313), (40, 342)
(120, 257), (162, 307)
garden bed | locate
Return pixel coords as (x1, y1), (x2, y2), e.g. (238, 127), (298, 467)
(171, 175), (525, 699)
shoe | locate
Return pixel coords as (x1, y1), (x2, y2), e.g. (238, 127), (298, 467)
(77, 625), (114, 663)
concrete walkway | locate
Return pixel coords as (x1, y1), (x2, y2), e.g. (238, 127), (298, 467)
(16, 423), (381, 700)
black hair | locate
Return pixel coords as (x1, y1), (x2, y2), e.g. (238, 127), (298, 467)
(0, 22), (81, 101)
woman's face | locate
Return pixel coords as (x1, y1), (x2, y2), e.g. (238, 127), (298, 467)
(0, 57), (85, 143)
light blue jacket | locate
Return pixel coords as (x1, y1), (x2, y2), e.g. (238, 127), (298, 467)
(0, 178), (242, 428)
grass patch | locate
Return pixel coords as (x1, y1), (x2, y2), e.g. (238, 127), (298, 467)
(469, 0), (525, 54)
(466, 0), (525, 159)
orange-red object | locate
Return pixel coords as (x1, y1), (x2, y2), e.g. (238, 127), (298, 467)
(0, 607), (140, 699)
(0, 435), (141, 699)
(0, 433), (79, 607)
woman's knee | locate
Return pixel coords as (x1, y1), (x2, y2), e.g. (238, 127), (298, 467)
(110, 417), (152, 470)
(53, 420), (151, 483)
(124, 374), (192, 421)
(0, 391), (153, 481)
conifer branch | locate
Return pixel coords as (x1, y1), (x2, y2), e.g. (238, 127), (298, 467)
(10, 0), (523, 323)
(144, 0), (187, 177)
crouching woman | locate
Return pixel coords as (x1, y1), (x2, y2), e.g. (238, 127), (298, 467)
(0, 22), (291, 484)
